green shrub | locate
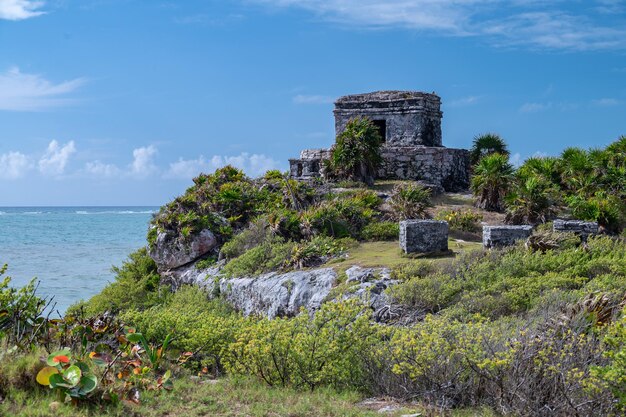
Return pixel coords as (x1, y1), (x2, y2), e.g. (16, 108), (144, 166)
(301, 199), (375, 239)
(388, 236), (626, 320)
(471, 153), (514, 212)
(505, 175), (558, 225)
(0, 265), (47, 346)
(224, 300), (376, 391)
(593, 307), (626, 411)
(435, 209), (482, 232)
(389, 183), (432, 220)
(324, 117), (383, 185)
(220, 218), (274, 260)
(122, 286), (238, 372)
(360, 222), (399, 241)
(288, 236), (355, 269)
(222, 237), (295, 277)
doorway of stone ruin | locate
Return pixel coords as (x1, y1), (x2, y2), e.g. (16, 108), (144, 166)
(372, 119), (386, 142)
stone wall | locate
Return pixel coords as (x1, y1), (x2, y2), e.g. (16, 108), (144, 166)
(289, 145), (470, 191)
(334, 91), (442, 147)
(553, 220), (599, 237)
(400, 220), (449, 253)
(378, 146), (470, 191)
(482, 225), (533, 248)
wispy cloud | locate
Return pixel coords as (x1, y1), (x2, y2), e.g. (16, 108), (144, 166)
(447, 95), (482, 107)
(0, 67), (86, 111)
(165, 153), (281, 179)
(591, 98), (620, 107)
(84, 161), (122, 178)
(0, 0), (45, 20)
(293, 94), (334, 104)
(519, 101), (582, 113)
(519, 102), (552, 113)
(250, 0), (626, 51)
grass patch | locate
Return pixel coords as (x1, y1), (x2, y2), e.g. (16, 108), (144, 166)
(324, 239), (483, 274)
(0, 374), (479, 417)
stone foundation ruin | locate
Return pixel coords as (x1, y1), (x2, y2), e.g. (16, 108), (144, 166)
(482, 225), (533, 249)
(400, 220), (449, 254)
(289, 91), (470, 191)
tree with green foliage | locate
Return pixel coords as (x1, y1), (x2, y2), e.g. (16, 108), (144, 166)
(469, 133), (509, 166)
(505, 173), (558, 225)
(471, 153), (514, 212)
(325, 117), (383, 186)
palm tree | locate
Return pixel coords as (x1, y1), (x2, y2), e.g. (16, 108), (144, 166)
(469, 133), (509, 166)
(505, 176), (558, 224)
(325, 117), (383, 185)
(471, 153), (514, 212)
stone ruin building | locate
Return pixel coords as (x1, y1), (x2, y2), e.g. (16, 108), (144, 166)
(288, 91), (470, 191)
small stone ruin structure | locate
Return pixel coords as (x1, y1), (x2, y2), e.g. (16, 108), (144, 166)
(553, 220), (599, 239)
(289, 91), (470, 191)
(482, 225), (533, 249)
(400, 220), (449, 253)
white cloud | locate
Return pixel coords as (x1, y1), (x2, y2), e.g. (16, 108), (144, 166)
(0, 0), (45, 20)
(0, 151), (31, 179)
(591, 98), (620, 107)
(250, 0), (626, 51)
(0, 67), (86, 111)
(519, 102), (552, 113)
(130, 145), (158, 178)
(293, 94), (335, 104)
(165, 153), (281, 179)
(84, 161), (122, 178)
(447, 95), (482, 107)
(38, 140), (76, 176)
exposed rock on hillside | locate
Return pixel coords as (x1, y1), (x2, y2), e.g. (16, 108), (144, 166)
(149, 228), (218, 271)
(220, 268), (337, 318)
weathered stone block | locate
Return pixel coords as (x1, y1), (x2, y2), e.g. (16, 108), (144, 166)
(482, 225), (533, 249)
(400, 220), (448, 253)
(553, 220), (599, 236)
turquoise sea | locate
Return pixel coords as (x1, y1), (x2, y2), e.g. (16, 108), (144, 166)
(0, 207), (158, 313)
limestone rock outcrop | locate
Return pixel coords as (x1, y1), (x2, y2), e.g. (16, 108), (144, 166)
(149, 228), (218, 271)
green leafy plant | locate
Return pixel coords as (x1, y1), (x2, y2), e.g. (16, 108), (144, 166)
(324, 117), (383, 185)
(36, 348), (98, 401)
(505, 175), (558, 225)
(389, 183), (432, 220)
(471, 153), (514, 212)
(435, 209), (483, 232)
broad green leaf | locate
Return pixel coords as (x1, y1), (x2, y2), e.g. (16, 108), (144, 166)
(63, 365), (82, 387)
(126, 333), (143, 343)
(49, 373), (73, 389)
(78, 374), (98, 394)
(36, 366), (59, 386)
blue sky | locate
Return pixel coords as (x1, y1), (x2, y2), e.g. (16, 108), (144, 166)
(1, 0), (625, 206)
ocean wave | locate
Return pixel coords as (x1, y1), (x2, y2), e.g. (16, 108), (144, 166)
(23, 211), (43, 215)
(75, 210), (155, 215)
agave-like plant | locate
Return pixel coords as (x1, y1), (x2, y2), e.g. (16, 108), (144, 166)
(469, 133), (509, 166)
(389, 183), (433, 220)
(325, 117), (383, 186)
(471, 153), (514, 212)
